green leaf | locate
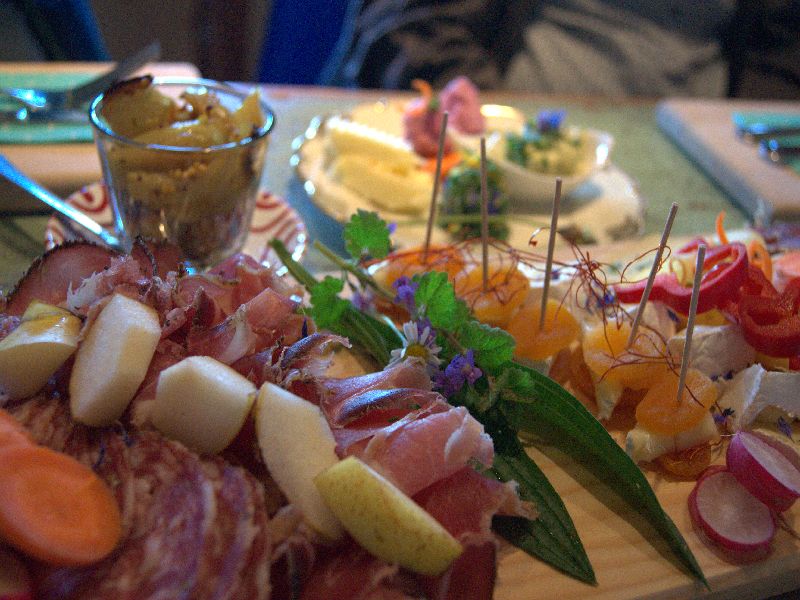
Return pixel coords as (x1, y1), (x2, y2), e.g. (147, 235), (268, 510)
(344, 210), (391, 260)
(413, 271), (469, 331)
(309, 277), (349, 329)
(457, 320), (515, 373)
(499, 362), (707, 587)
(492, 458), (595, 584)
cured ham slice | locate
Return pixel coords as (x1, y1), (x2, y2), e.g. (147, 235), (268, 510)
(186, 287), (302, 364)
(5, 242), (117, 316)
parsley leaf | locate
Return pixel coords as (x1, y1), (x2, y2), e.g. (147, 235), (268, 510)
(413, 271), (469, 331)
(309, 276), (349, 329)
(344, 209), (391, 260)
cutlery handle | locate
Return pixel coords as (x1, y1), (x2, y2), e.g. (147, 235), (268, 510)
(0, 154), (126, 253)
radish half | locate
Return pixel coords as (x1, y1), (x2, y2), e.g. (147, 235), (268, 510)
(726, 431), (800, 513)
(688, 466), (775, 557)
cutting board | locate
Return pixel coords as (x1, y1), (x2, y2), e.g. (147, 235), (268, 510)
(656, 98), (800, 224)
(494, 439), (800, 600)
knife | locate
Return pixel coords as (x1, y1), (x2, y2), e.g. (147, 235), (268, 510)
(738, 125), (800, 144)
(64, 40), (161, 108)
(0, 40), (161, 115)
(0, 107), (88, 124)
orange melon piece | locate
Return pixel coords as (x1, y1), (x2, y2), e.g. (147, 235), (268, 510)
(507, 299), (580, 361)
(454, 263), (529, 328)
(582, 320), (669, 390)
(635, 368), (717, 436)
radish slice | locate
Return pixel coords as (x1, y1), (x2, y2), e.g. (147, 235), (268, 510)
(727, 431), (800, 513)
(688, 466), (775, 557)
(0, 546), (32, 600)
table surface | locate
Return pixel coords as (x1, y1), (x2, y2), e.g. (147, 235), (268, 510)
(0, 72), (797, 600)
(0, 81), (751, 292)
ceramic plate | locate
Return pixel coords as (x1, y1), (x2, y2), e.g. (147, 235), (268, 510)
(45, 182), (307, 269)
(292, 104), (645, 249)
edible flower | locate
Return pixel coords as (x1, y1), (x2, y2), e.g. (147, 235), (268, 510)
(389, 320), (442, 375)
(435, 349), (482, 397)
(536, 109), (566, 133)
(392, 276), (419, 314)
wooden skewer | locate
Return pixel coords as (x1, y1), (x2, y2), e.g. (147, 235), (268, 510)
(480, 137), (489, 292)
(627, 202), (678, 348)
(676, 243), (705, 405)
(539, 178), (562, 331)
(423, 111), (449, 263)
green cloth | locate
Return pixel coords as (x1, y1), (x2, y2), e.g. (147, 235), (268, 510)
(0, 72), (94, 144)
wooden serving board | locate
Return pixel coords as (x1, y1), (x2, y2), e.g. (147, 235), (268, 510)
(495, 441), (800, 600)
(656, 98), (800, 224)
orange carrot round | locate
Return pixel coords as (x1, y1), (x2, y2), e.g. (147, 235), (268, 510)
(0, 445), (122, 567)
(0, 409), (35, 450)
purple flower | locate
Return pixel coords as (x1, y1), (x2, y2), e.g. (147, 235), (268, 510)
(352, 289), (375, 313)
(387, 222), (398, 234)
(393, 276), (418, 313)
(536, 109), (566, 133)
(436, 350), (483, 397)
(778, 416), (794, 440)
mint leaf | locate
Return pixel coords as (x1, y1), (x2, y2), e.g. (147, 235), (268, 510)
(309, 276), (349, 329)
(413, 271), (469, 331)
(344, 210), (391, 260)
(458, 320), (515, 373)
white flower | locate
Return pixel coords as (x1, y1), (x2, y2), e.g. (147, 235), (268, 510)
(388, 320), (442, 375)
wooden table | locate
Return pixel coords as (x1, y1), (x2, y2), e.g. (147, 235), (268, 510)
(1, 73), (797, 599)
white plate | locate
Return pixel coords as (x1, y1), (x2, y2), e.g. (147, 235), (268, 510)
(292, 106), (645, 249)
(45, 182), (307, 269)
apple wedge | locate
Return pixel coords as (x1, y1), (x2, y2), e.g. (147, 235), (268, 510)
(152, 356), (256, 455)
(69, 294), (160, 427)
(0, 301), (81, 399)
(314, 456), (463, 576)
(254, 382), (343, 541)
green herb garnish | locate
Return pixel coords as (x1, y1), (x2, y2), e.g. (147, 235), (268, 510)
(269, 210), (707, 588)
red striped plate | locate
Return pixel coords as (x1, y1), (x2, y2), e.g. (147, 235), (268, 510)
(45, 182), (307, 269)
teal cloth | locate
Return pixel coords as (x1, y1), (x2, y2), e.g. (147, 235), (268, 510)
(733, 111), (800, 176)
(0, 72), (95, 144)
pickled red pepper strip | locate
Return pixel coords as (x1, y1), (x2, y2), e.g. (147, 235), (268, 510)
(615, 242), (749, 315)
(737, 275), (800, 357)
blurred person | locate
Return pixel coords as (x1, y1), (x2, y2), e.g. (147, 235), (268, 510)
(331, 0), (799, 99)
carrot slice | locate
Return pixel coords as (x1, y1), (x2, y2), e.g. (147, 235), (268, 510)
(0, 409), (34, 450)
(0, 445), (122, 566)
(715, 211), (729, 245)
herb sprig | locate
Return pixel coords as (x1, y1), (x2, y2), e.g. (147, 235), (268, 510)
(269, 210), (707, 587)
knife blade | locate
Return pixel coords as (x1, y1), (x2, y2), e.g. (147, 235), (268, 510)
(0, 107), (89, 125)
(63, 40), (161, 109)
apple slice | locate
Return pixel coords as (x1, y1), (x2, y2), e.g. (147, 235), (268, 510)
(314, 456), (463, 576)
(69, 294), (160, 427)
(152, 356), (256, 455)
(254, 382), (343, 540)
(0, 301), (80, 399)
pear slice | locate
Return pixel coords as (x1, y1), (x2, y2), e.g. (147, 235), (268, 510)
(254, 382), (343, 540)
(69, 294), (160, 427)
(152, 356), (256, 455)
(0, 301), (81, 399)
(314, 456), (463, 576)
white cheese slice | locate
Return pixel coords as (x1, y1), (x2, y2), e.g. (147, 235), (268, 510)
(326, 116), (419, 169)
(667, 324), (755, 381)
(330, 154), (431, 214)
(718, 363), (800, 429)
(626, 412), (720, 463)
(595, 378), (625, 421)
